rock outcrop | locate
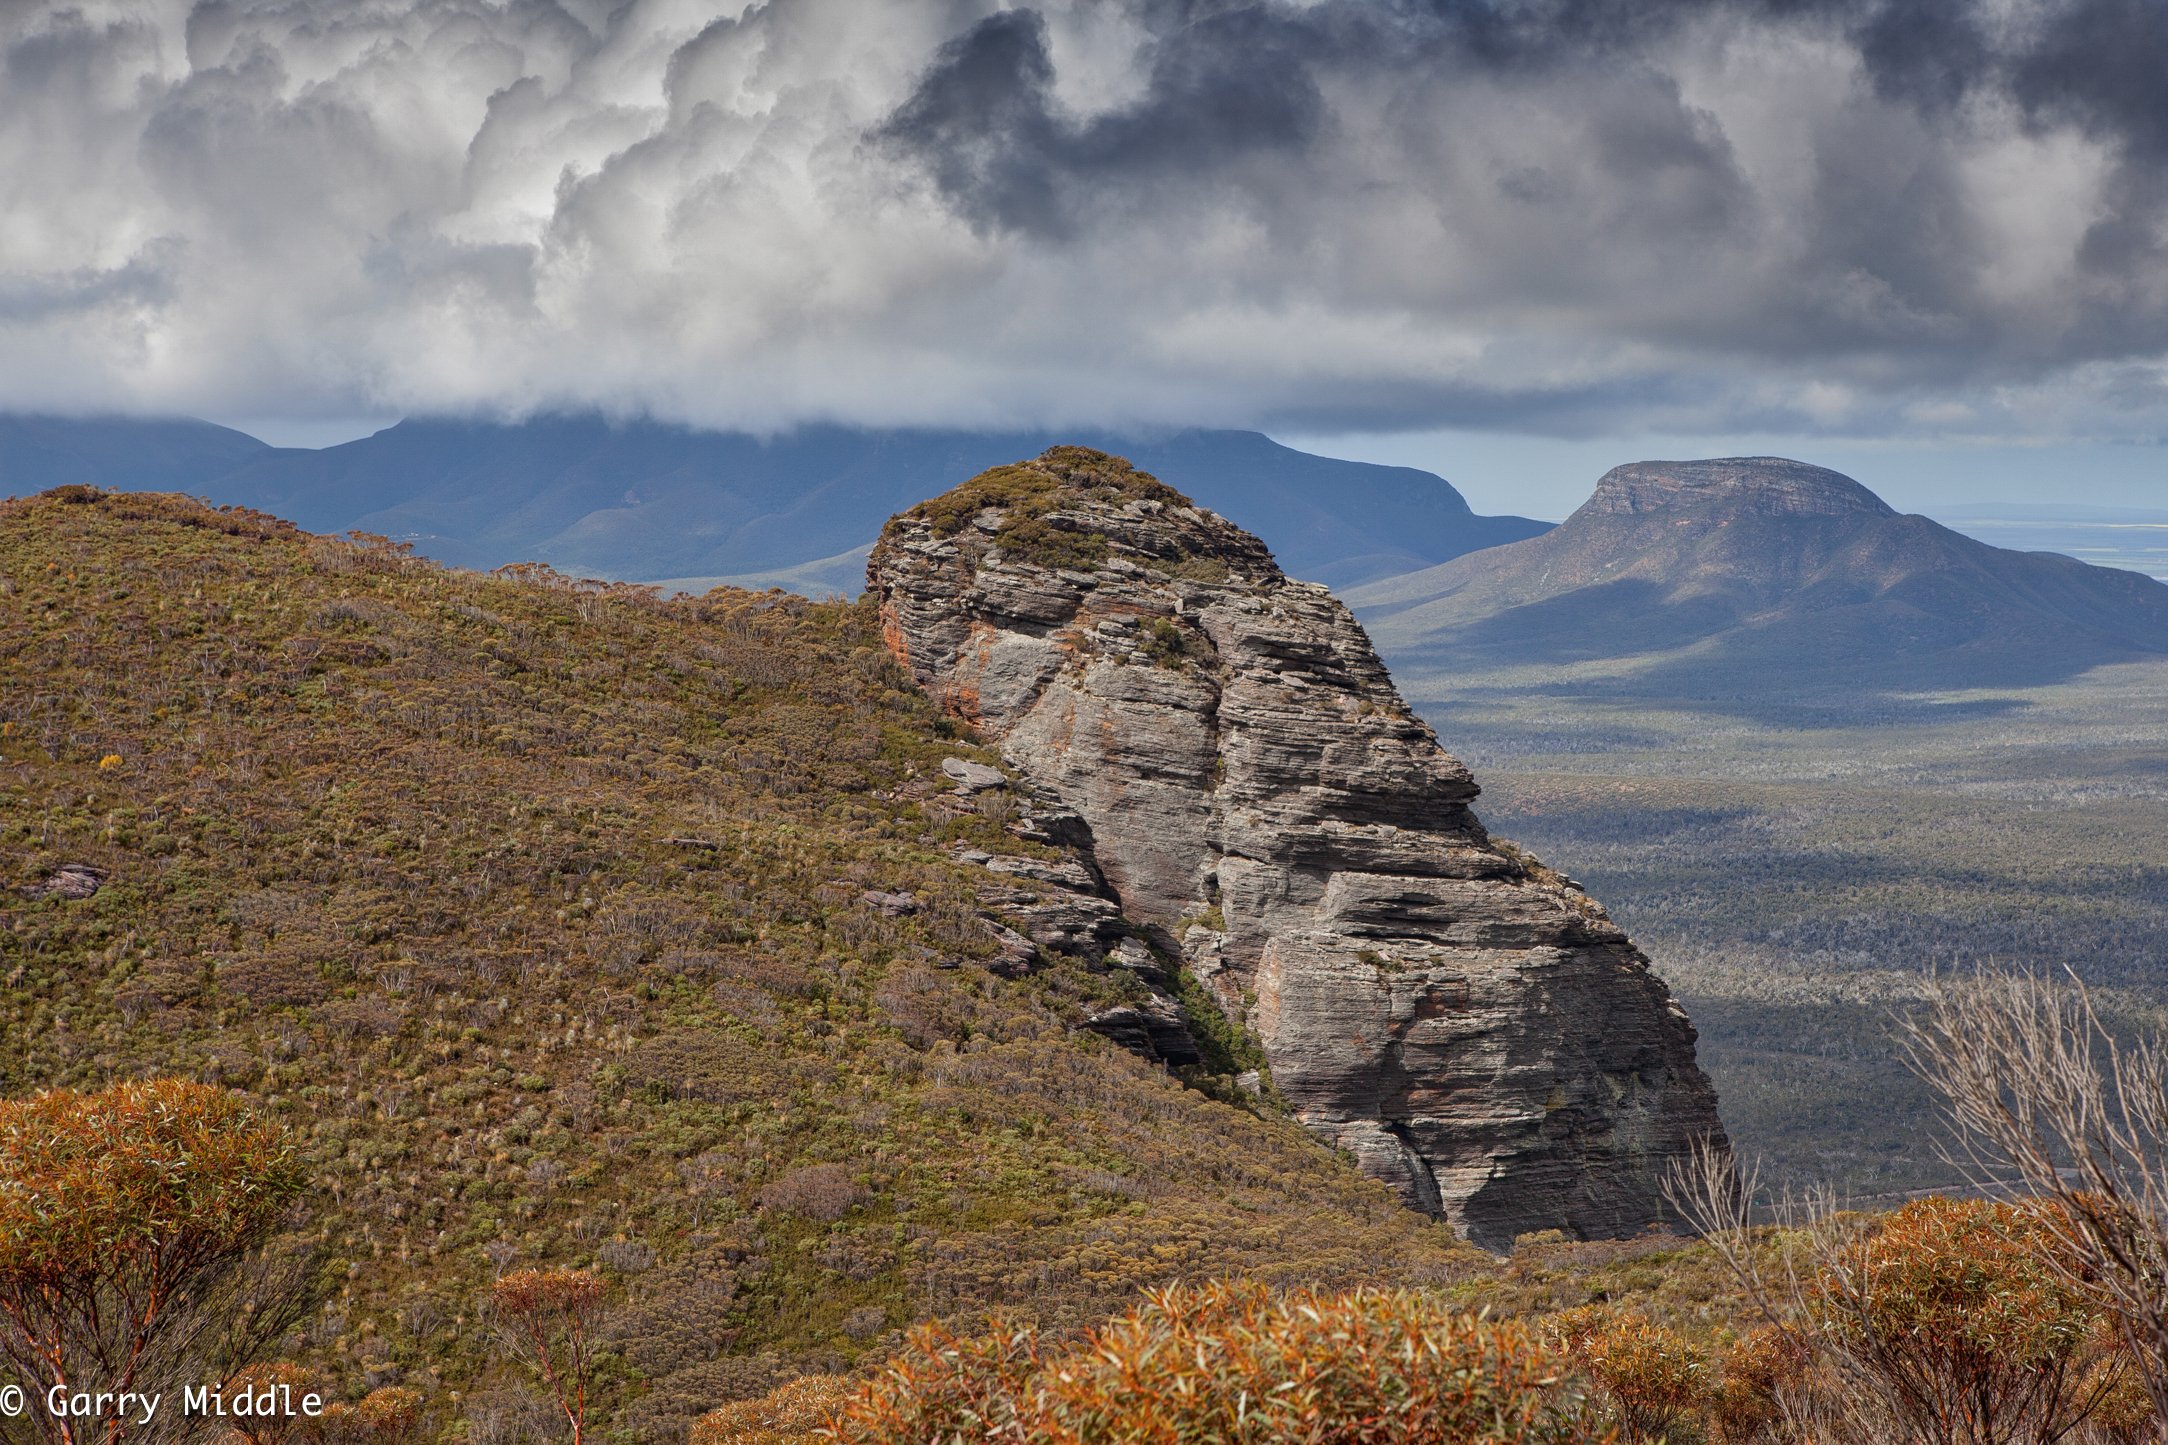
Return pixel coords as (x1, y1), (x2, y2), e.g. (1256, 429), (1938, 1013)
(19, 863), (109, 901)
(870, 447), (1728, 1249)
(1582, 457), (1895, 519)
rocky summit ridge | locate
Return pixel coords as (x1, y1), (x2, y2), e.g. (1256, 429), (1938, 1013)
(869, 447), (1728, 1249)
(1582, 457), (1896, 520)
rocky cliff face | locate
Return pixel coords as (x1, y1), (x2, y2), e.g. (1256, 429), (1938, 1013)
(1583, 457), (1895, 519)
(870, 448), (1728, 1249)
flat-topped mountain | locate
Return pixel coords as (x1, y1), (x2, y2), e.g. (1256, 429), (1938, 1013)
(1352, 456), (2168, 695)
(1583, 457), (1895, 519)
(870, 448), (1728, 1249)
(0, 415), (1546, 590)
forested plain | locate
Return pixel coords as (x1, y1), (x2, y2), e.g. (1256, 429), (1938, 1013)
(1376, 653), (2168, 1195)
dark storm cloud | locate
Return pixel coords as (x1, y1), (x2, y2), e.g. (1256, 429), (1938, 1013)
(877, 6), (1324, 237)
(864, 0), (2168, 425)
(0, 0), (2164, 440)
(2005, 0), (2168, 157)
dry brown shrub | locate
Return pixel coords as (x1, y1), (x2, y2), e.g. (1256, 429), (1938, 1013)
(619, 1355), (803, 1445)
(1675, 1144), (2142, 1445)
(461, 1388), (560, 1445)
(1708, 1326), (1811, 1443)
(688, 1375), (852, 1445)
(607, 1246), (745, 1380)
(313, 997), (405, 1040)
(713, 951), (826, 1001)
(757, 1164), (868, 1223)
(1905, 969), (2168, 1421)
(216, 955), (332, 1009)
(871, 965), (975, 1050)
(319, 1386), (424, 1445)
(1548, 1305), (1710, 1442)
(622, 1030), (779, 1105)
(828, 1282), (1605, 1444)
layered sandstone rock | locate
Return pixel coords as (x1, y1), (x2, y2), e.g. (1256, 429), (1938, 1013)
(1582, 456), (1895, 519)
(871, 447), (1728, 1249)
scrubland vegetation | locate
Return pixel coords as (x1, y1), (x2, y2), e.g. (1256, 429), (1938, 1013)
(0, 488), (1464, 1438)
(1376, 666), (2168, 1195)
(7, 488), (2167, 1443)
(693, 966), (2168, 1443)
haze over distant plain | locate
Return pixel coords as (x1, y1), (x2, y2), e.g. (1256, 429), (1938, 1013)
(5, 0), (2168, 509)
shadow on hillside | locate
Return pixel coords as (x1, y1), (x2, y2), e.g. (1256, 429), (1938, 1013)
(1438, 579), (1742, 662)
(1396, 645), (2160, 732)
(1378, 567), (2168, 723)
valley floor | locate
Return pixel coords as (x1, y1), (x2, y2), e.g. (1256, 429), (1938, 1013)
(1375, 655), (2168, 1195)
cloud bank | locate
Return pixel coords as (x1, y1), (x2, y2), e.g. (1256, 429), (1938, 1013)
(4, 0), (2167, 440)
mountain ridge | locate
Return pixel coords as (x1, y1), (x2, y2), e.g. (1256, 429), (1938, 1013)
(0, 414), (270, 492)
(1351, 456), (2168, 697)
(0, 414), (1547, 590)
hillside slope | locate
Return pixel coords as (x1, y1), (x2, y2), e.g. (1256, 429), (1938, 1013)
(0, 416), (1547, 589)
(0, 487), (1471, 1438)
(1352, 456), (2168, 697)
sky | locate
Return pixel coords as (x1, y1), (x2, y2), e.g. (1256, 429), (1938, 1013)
(6, 0), (2168, 512)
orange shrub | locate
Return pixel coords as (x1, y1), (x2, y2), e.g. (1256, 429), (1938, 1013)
(1708, 1327), (1810, 1444)
(0, 1080), (307, 1445)
(828, 1281), (1607, 1444)
(1811, 1196), (2106, 1445)
(689, 1375), (854, 1445)
(220, 1364), (321, 1445)
(0, 1079), (300, 1279)
(490, 1269), (607, 1445)
(1547, 1306), (1709, 1442)
(830, 1317), (1043, 1443)
(320, 1386), (425, 1445)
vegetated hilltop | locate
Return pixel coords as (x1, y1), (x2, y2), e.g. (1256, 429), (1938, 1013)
(871, 447), (1727, 1251)
(0, 415), (1548, 591)
(0, 485), (1478, 1438)
(1352, 456), (2168, 698)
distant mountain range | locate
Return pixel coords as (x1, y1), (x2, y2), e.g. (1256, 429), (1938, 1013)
(1349, 456), (2168, 693)
(0, 414), (1545, 590)
(0, 414), (272, 493)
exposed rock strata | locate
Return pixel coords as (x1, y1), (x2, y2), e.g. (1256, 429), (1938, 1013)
(872, 447), (1728, 1249)
(1584, 457), (1895, 518)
